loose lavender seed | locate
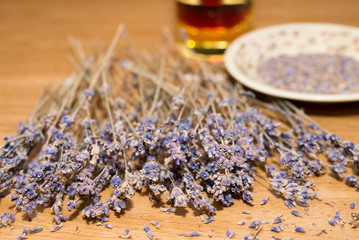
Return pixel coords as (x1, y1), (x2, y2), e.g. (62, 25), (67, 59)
(350, 201), (355, 209)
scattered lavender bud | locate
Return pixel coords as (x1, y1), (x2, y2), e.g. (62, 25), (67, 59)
(284, 201), (293, 209)
(120, 229), (131, 239)
(242, 210), (251, 214)
(226, 229), (235, 238)
(350, 201), (355, 209)
(248, 219), (260, 229)
(105, 223), (113, 229)
(237, 221), (246, 225)
(273, 218), (282, 224)
(178, 231), (200, 237)
(278, 224), (284, 231)
(271, 226), (281, 233)
(143, 224), (154, 240)
(21, 228), (28, 236)
(204, 215), (214, 224)
(30, 226), (43, 234)
(328, 219), (335, 226)
(295, 226), (306, 233)
(150, 221), (160, 229)
(291, 209), (302, 217)
(260, 197), (269, 205)
(244, 236), (260, 240)
(50, 224), (63, 232)
(167, 208), (175, 213)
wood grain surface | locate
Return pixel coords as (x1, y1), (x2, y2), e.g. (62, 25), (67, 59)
(1, 0), (359, 239)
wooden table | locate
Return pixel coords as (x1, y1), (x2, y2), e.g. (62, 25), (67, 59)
(1, 0), (359, 239)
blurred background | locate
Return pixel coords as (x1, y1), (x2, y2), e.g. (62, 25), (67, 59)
(0, 0), (358, 136)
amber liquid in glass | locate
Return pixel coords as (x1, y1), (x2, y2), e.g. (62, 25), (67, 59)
(176, 0), (252, 56)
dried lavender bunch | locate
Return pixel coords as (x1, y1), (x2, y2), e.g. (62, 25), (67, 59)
(0, 26), (358, 230)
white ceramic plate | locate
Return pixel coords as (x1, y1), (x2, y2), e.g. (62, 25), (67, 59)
(224, 23), (359, 102)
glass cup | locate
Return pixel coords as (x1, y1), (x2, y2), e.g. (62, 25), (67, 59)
(176, 0), (253, 60)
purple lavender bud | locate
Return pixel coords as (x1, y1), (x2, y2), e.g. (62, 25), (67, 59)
(143, 224), (151, 233)
(30, 226), (43, 234)
(237, 221), (245, 225)
(104, 223), (113, 229)
(260, 197), (269, 205)
(167, 208), (175, 213)
(350, 201), (355, 209)
(291, 209), (302, 217)
(278, 224), (284, 231)
(328, 219), (335, 226)
(273, 218), (282, 224)
(271, 226), (280, 233)
(50, 224), (63, 232)
(242, 210), (251, 214)
(204, 215), (214, 224)
(295, 226), (306, 233)
(150, 221), (160, 229)
(284, 200), (293, 209)
(22, 228), (29, 236)
(179, 231), (200, 237)
(226, 229), (235, 238)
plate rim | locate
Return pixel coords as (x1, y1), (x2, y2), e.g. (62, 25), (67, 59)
(224, 22), (359, 103)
